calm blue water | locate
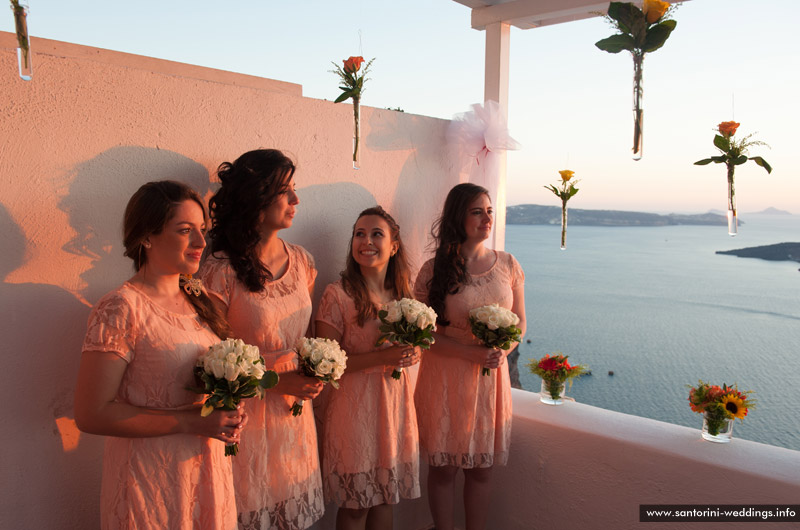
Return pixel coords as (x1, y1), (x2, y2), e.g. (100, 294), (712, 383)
(506, 215), (800, 451)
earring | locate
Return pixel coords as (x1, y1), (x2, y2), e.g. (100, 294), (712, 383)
(143, 241), (151, 249)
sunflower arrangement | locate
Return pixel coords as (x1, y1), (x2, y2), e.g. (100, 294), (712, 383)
(687, 380), (756, 436)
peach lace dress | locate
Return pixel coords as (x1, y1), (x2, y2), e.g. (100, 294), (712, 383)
(413, 251), (524, 468)
(199, 243), (324, 530)
(315, 282), (420, 509)
(81, 282), (237, 530)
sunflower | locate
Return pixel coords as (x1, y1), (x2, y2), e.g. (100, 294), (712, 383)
(721, 393), (747, 420)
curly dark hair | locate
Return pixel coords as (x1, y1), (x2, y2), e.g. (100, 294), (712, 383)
(122, 180), (231, 339)
(427, 183), (490, 326)
(340, 206), (413, 326)
(207, 149), (296, 292)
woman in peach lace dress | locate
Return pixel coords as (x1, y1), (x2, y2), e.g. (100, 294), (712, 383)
(199, 149), (324, 530)
(315, 206), (421, 530)
(414, 183), (526, 530)
(74, 181), (244, 529)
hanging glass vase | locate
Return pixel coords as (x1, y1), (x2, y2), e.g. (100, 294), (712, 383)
(632, 54), (644, 161)
(560, 202), (568, 250)
(11, 1), (33, 81)
(352, 96), (361, 170)
(726, 164), (737, 236)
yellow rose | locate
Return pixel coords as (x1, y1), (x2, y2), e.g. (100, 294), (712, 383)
(643, 0), (670, 24)
(559, 170), (575, 181)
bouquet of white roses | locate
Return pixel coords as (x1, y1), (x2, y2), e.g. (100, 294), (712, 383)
(469, 304), (522, 376)
(292, 337), (348, 416)
(376, 298), (437, 380)
(190, 338), (279, 456)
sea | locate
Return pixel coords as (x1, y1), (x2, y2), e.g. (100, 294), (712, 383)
(505, 214), (800, 451)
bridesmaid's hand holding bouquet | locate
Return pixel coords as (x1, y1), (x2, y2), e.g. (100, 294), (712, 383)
(376, 298), (437, 380)
(189, 338), (279, 456)
(469, 304), (522, 376)
(292, 337), (348, 416)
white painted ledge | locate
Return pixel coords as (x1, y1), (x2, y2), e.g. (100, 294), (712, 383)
(486, 389), (800, 530)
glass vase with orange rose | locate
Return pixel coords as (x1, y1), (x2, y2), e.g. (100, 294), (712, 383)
(694, 121), (772, 236)
(331, 55), (375, 169)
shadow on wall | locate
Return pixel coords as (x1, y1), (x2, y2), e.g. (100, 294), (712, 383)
(0, 203), (99, 528)
(58, 146), (213, 305)
(366, 109), (457, 271)
(285, 181), (377, 305)
(0, 147), (212, 528)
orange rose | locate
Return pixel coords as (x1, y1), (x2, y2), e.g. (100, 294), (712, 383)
(643, 0), (670, 24)
(717, 121), (740, 138)
(343, 56), (365, 74)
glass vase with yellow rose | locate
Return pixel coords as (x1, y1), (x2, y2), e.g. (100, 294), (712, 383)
(544, 170), (580, 250)
(595, 1), (677, 160)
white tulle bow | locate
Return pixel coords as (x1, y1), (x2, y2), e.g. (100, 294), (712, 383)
(448, 100), (520, 172)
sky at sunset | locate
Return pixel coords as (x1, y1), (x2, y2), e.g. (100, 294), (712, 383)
(5, 0), (797, 214)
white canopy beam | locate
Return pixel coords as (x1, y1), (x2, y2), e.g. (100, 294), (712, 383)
(472, 0), (611, 30)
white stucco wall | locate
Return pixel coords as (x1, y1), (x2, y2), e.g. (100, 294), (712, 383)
(0, 32), (454, 530)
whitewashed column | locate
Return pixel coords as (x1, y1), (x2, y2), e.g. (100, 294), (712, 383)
(484, 22), (510, 251)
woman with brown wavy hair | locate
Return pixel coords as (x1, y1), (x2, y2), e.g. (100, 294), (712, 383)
(414, 183), (526, 530)
(315, 206), (422, 530)
(199, 149), (324, 530)
(75, 180), (243, 529)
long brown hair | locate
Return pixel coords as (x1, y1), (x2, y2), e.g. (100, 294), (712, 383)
(341, 206), (413, 326)
(207, 149), (296, 292)
(427, 183), (490, 326)
(123, 180), (232, 339)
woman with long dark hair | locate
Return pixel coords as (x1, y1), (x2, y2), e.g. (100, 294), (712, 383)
(315, 206), (421, 530)
(414, 183), (526, 530)
(75, 180), (243, 529)
(199, 149), (324, 530)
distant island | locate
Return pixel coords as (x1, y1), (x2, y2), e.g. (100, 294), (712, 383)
(716, 243), (800, 263)
(708, 207), (793, 216)
(506, 204), (733, 227)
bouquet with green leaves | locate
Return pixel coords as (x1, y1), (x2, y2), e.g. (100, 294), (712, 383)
(469, 304), (521, 376)
(190, 338), (279, 456)
(292, 337), (347, 416)
(376, 298), (437, 380)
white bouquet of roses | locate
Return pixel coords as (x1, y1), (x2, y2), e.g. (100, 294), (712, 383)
(292, 337), (348, 416)
(376, 298), (437, 380)
(190, 338), (279, 456)
(469, 304), (522, 376)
